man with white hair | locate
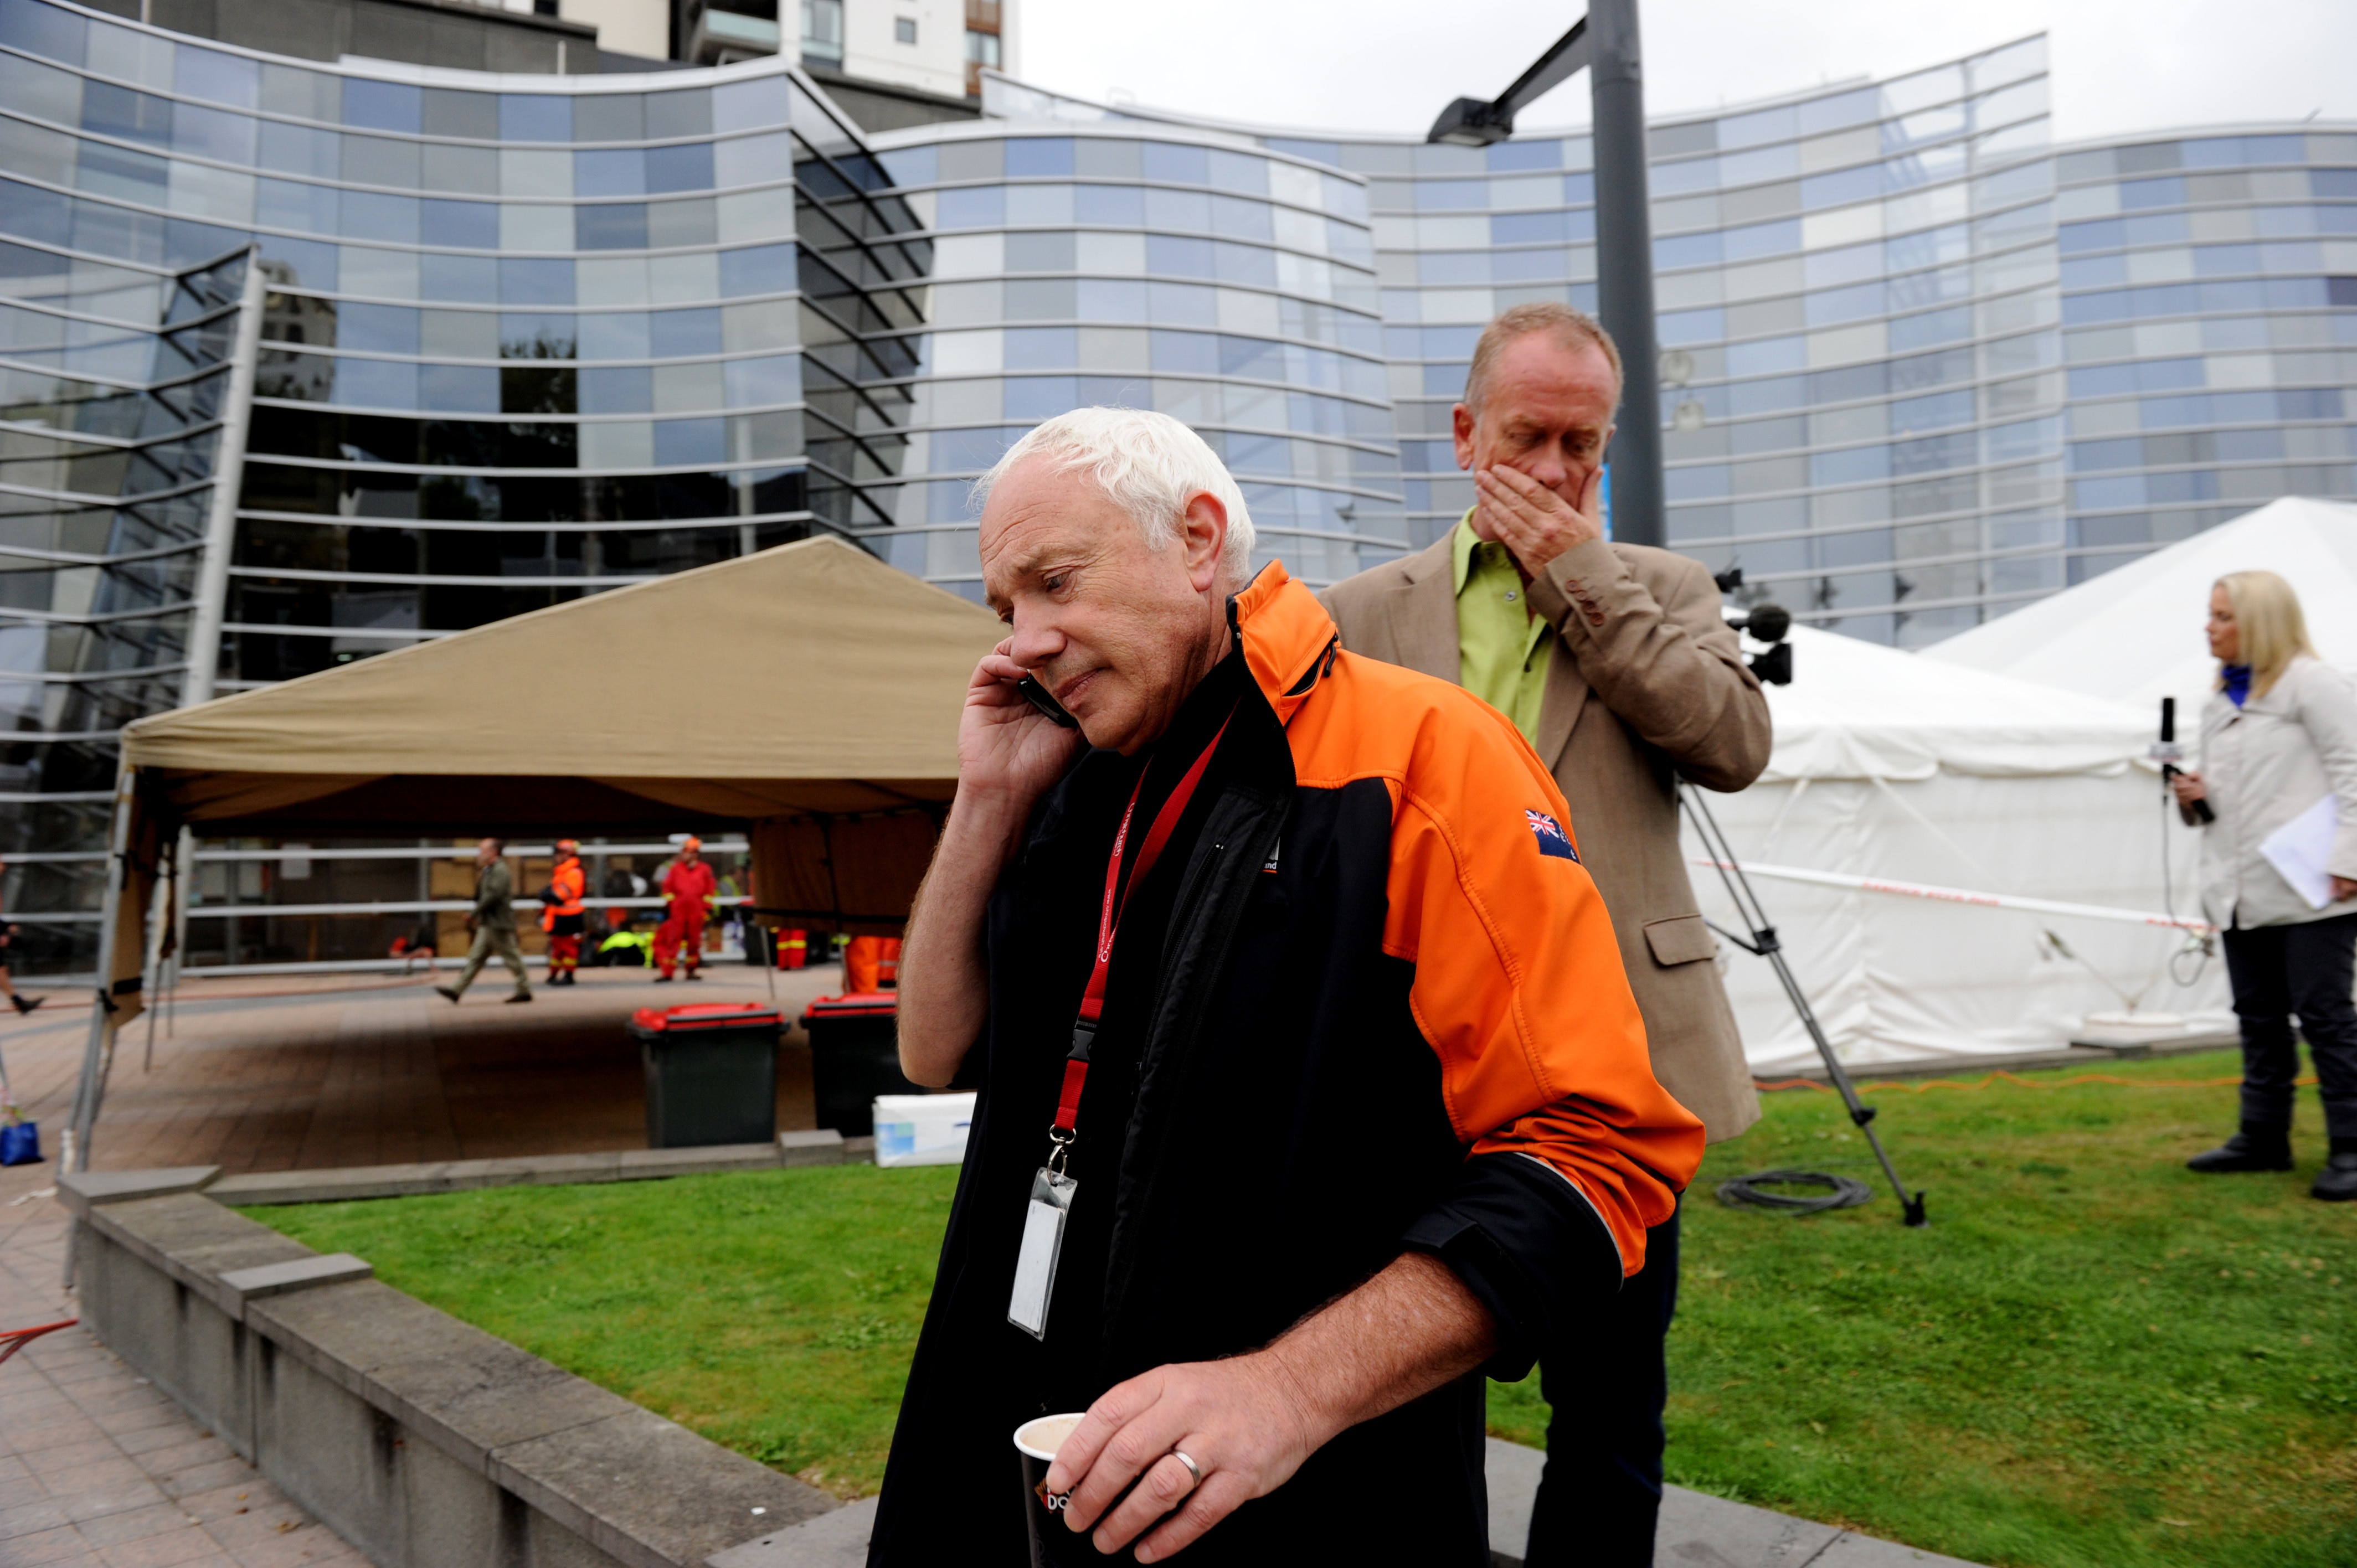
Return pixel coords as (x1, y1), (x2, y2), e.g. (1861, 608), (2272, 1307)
(871, 407), (1702, 1564)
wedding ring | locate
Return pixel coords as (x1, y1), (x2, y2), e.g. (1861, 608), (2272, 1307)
(1170, 1450), (1202, 1489)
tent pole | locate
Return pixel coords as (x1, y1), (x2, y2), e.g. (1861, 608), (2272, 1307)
(141, 844), (169, 1072)
(63, 767), (137, 1288)
(168, 828), (189, 1035)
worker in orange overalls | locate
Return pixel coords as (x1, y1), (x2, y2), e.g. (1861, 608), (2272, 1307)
(540, 838), (587, 986)
(652, 835), (717, 982)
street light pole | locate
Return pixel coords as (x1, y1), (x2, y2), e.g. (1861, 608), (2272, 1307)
(1586, 0), (1663, 549)
(1427, 0), (1664, 549)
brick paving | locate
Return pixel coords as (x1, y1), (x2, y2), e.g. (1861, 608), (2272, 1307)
(0, 959), (843, 1568)
(0, 1199), (374, 1568)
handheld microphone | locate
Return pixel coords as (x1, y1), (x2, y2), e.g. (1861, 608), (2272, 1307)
(2152, 697), (2214, 824)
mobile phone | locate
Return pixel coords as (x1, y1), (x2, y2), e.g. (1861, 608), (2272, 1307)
(1016, 675), (1079, 729)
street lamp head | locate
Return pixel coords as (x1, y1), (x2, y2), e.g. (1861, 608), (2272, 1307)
(1427, 96), (1513, 147)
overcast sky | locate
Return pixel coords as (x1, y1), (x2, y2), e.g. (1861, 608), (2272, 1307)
(1016, 0), (2357, 147)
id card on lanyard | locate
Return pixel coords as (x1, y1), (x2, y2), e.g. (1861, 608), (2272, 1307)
(1007, 710), (1234, 1339)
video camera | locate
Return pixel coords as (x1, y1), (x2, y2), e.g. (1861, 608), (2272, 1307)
(1712, 568), (1793, 687)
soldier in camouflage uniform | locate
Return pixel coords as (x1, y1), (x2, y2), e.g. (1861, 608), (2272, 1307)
(437, 838), (532, 1004)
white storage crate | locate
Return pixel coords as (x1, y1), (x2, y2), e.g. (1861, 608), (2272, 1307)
(872, 1091), (975, 1167)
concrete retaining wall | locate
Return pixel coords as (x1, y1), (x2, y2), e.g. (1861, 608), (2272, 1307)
(63, 1154), (864, 1568)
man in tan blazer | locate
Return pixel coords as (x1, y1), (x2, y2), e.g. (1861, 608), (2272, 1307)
(1321, 301), (1771, 1568)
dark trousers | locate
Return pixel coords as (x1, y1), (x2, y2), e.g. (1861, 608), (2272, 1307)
(2223, 914), (2357, 1141)
(1524, 1201), (1680, 1568)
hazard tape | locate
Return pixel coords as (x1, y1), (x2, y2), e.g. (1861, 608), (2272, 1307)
(1691, 859), (2216, 935)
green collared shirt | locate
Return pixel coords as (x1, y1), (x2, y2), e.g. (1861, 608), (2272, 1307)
(1451, 511), (1552, 745)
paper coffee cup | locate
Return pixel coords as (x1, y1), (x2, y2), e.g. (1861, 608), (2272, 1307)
(1015, 1412), (1092, 1567)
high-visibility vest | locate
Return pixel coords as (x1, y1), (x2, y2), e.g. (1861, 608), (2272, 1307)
(541, 859), (586, 931)
(845, 935), (903, 992)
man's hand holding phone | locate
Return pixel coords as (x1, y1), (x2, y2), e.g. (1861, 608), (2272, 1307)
(960, 644), (1087, 816)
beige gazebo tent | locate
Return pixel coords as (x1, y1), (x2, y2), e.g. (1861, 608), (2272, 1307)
(65, 536), (1002, 1173)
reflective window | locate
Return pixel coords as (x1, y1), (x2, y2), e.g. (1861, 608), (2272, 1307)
(579, 312), (651, 359)
(423, 199), (500, 250)
(577, 148), (645, 198)
(575, 95), (645, 145)
(420, 254), (496, 303)
(1211, 195), (1272, 242)
(577, 204), (647, 250)
(337, 302), (419, 354)
(1006, 137), (1073, 178)
(498, 93), (570, 144)
(647, 88), (713, 140)
(341, 190), (418, 244)
(936, 187), (1003, 229)
(647, 142), (714, 193)
(580, 365), (651, 412)
(419, 364), (497, 412)
(724, 353), (799, 406)
(498, 258), (574, 306)
(655, 416), (724, 466)
(718, 243), (794, 297)
(1142, 141), (1208, 186)
(342, 79), (421, 135)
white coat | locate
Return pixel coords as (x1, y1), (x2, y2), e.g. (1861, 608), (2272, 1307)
(2198, 654), (2357, 929)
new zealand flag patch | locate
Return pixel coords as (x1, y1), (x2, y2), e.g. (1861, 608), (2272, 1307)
(1526, 809), (1578, 862)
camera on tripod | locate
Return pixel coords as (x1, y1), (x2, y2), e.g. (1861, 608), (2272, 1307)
(1713, 568), (1793, 687)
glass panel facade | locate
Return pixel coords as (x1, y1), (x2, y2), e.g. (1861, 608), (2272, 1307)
(983, 46), (2351, 651)
(860, 128), (1402, 594)
(2055, 133), (2357, 582)
(0, 0), (924, 965)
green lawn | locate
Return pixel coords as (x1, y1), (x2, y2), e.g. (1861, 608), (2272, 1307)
(252, 1050), (2357, 1567)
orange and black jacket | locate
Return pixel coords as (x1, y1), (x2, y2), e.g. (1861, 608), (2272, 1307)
(539, 857), (585, 932)
(873, 566), (1702, 1565)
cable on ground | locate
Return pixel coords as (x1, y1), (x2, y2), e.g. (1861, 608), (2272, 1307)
(0, 1318), (76, 1368)
(1716, 1169), (1875, 1215)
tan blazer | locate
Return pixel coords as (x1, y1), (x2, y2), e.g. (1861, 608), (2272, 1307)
(1321, 534), (1771, 1142)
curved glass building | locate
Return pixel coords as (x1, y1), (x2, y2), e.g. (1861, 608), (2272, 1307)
(2055, 127), (2357, 577)
(979, 39), (2064, 647)
(853, 121), (1403, 594)
(0, 0), (2349, 971)
(0, 0), (923, 962)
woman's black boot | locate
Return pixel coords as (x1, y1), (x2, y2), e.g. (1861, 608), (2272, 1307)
(2186, 1123), (2293, 1173)
(2313, 1138), (2357, 1201)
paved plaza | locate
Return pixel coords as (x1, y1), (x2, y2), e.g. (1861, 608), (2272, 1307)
(0, 1191), (373, 1568)
(0, 963), (837, 1178)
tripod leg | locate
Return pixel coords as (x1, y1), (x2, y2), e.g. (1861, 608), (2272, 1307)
(1683, 780), (1926, 1226)
(1759, 930), (1926, 1225)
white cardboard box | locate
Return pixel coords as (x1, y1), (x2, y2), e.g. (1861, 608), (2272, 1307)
(872, 1091), (975, 1168)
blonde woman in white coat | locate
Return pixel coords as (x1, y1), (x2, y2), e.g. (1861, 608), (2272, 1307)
(2170, 570), (2357, 1201)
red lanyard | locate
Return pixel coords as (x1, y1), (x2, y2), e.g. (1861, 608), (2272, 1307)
(1048, 709), (1234, 1162)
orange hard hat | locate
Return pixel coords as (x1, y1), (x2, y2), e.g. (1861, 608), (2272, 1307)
(555, 838), (578, 857)
(681, 835), (702, 852)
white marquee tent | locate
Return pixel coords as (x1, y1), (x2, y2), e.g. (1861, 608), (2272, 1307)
(1695, 625), (2231, 1071)
(1921, 497), (2357, 740)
